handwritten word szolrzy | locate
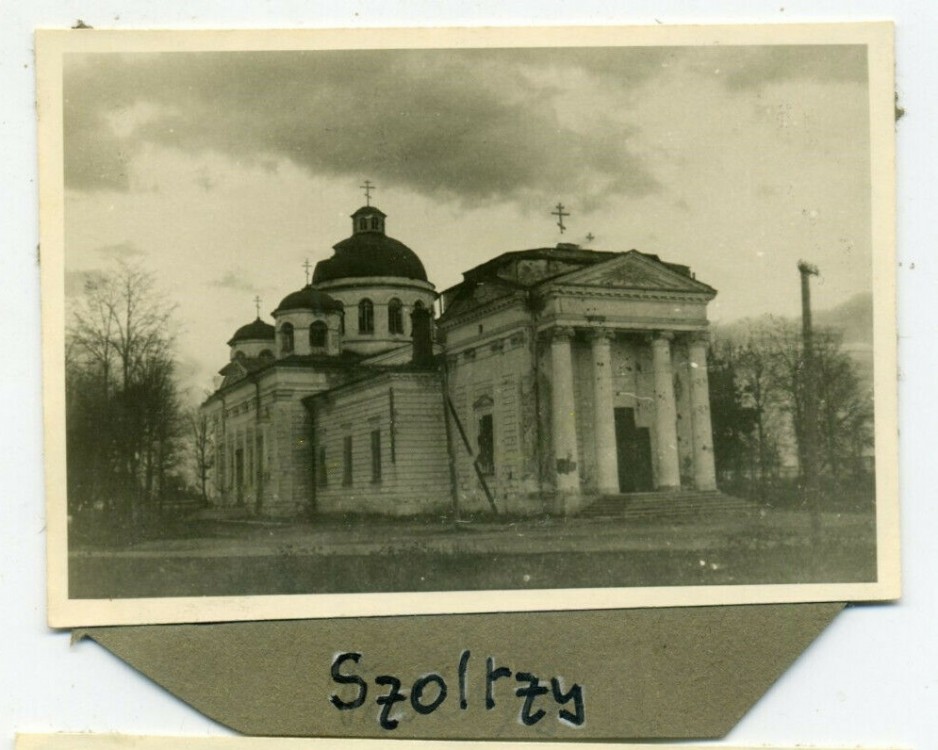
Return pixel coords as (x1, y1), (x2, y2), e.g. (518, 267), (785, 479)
(329, 650), (585, 730)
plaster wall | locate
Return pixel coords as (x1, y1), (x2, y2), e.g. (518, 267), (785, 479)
(312, 373), (451, 516)
(446, 327), (543, 515)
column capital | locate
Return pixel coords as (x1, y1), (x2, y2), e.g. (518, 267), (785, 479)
(686, 330), (711, 348)
(588, 327), (615, 343)
(549, 325), (576, 343)
(649, 330), (675, 348)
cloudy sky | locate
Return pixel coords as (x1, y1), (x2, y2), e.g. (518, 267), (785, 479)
(62, 44), (872, 401)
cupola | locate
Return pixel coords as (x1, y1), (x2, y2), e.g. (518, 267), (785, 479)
(271, 284), (344, 358)
(312, 205), (428, 284)
(351, 205), (386, 235)
(227, 317), (276, 361)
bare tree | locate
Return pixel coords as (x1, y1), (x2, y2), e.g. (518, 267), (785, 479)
(188, 407), (214, 504)
(710, 318), (788, 487)
(66, 260), (183, 536)
(711, 314), (872, 497)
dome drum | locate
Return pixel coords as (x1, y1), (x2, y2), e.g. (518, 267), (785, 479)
(320, 285), (437, 357)
(274, 309), (343, 358)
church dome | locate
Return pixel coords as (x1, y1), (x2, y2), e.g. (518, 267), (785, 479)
(273, 285), (344, 315)
(227, 317), (275, 346)
(312, 204), (428, 284)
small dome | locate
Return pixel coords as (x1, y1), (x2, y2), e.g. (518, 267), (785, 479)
(351, 205), (387, 219)
(273, 285), (344, 315)
(227, 317), (275, 346)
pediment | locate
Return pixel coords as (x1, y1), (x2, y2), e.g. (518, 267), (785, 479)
(218, 359), (247, 378)
(550, 251), (714, 295)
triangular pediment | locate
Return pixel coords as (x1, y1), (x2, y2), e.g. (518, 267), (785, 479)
(218, 359), (247, 378)
(549, 251), (715, 295)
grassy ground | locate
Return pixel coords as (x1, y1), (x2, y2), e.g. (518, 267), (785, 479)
(68, 505), (877, 599)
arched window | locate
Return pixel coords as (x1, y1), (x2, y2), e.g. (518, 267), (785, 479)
(370, 216), (381, 231)
(259, 349), (274, 360)
(358, 217), (368, 231)
(413, 300), (426, 312)
(358, 298), (374, 334)
(388, 298), (403, 334)
(309, 321), (328, 349)
(280, 322), (294, 354)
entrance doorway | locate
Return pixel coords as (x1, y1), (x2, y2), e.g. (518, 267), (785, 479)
(614, 407), (653, 492)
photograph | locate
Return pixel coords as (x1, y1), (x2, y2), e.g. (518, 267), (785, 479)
(17, 737), (888, 750)
(39, 23), (899, 626)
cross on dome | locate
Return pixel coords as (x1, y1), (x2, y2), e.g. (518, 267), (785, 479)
(360, 179), (376, 206)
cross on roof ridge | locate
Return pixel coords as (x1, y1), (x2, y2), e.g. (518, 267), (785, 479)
(551, 202), (570, 234)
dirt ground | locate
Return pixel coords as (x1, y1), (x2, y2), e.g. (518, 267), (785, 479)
(68, 506), (877, 599)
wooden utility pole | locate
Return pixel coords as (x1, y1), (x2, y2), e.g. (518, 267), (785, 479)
(798, 260), (822, 541)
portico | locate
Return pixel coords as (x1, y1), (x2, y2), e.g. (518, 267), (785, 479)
(543, 323), (716, 499)
(439, 244), (719, 516)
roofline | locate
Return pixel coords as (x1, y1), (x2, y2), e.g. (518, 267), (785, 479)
(315, 276), (438, 295)
(225, 336), (276, 347)
(441, 247), (716, 298)
(540, 249), (718, 296)
(351, 205), (387, 217)
(303, 362), (442, 405)
(459, 246), (617, 284)
(202, 354), (367, 405)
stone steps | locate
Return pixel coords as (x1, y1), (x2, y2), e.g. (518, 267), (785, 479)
(579, 490), (759, 521)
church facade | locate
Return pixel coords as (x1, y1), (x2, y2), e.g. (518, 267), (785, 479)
(201, 204), (719, 518)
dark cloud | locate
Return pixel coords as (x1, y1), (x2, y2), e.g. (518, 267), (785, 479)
(63, 49), (660, 207)
(209, 270), (255, 293)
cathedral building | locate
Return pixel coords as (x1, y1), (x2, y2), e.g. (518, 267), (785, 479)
(201, 202), (719, 518)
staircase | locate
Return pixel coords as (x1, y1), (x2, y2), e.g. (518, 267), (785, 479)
(578, 490), (759, 522)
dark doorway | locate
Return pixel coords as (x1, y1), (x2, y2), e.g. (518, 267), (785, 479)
(476, 413), (494, 475)
(614, 407), (653, 492)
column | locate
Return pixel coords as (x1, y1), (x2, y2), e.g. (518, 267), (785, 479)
(549, 327), (580, 493)
(688, 333), (718, 491)
(651, 332), (681, 490)
(590, 328), (619, 494)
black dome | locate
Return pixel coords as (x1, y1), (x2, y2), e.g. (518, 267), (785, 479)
(273, 285), (344, 315)
(313, 233), (428, 284)
(351, 205), (386, 218)
(227, 317), (275, 346)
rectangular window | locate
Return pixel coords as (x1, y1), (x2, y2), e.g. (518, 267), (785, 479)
(342, 435), (353, 486)
(317, 445), (328, 488)
(370, 429), (382, 483)
(477, 413), (495, 475)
